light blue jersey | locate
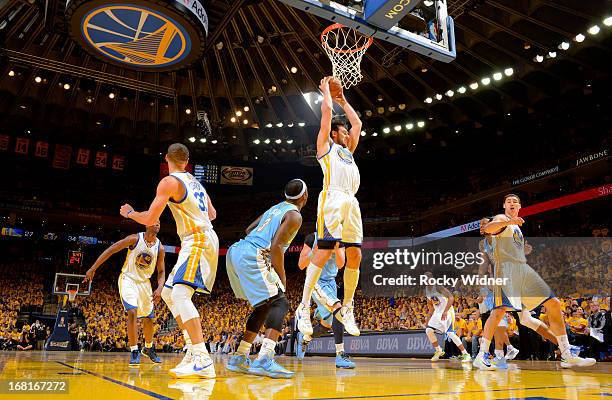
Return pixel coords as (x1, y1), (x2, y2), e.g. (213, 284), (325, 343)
(227, 201), (299, 306)
(310, 236), (338, 284)
(245, 201), (299, 251)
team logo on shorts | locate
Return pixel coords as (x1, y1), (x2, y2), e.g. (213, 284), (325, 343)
(135, 252), (153, 269)
(337, 147), (354, 164)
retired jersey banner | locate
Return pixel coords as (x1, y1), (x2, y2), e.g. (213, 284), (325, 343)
(76, 148), (90, 165)
(220, 166), (253, 186)
(15, 137), (30, 155)
(95, 151), (108, 168)
(52, 145), (72, 169)
(112, 155), (125, 171)
(0, 135), (9, 151)
(35, 141), (49, 158)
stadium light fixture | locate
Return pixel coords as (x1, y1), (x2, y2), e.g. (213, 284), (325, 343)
(469, 82), (479, 90)
(290, 66), (298, 74)
(457, 87), (466, 94)
(188, 137), (196, 143)
(360, 131), (366, 136)
(446, 90), (454, 97)
(548, 51), (557, 58)
(394, 125), (401, 132)
(574, 33), (585, 42)
(287, 122), (294, 127)
(266, 123), (273, 128)
(435, 93), (443, 100)
(298, 122), (306, 127)
(481, 77), (491, 85)
(230, 117), (237, 123)
(417, 121), (425, 128)
(383, 127), (390, 134)
(275, 139), (282, 144)
(604, 17), (612, 27)
(276, 122), (283, 127)
(244, 106), (250, 112)
(264, 138), (270, 144)
(558, 42), (570, 50)
(34, 76), (42, 83)
(253, 139), (260, 144)
(108, 92), (115, 99)
(372, 132), (378, 137)
(493, 72), (502, 81)
(534, 55), (544, 63)
(63, 83), (71, 90)
(588, 25), (600, 35)
(185, 108), (192, 115)
(211, 139), (218, 144)
(243, 119), (248, 125)
(425, 97), (433, 103)
(200, 138), (206, 143)
(8, 70), (14, 77)
(504, 68), (514, 77)
(236, 110), (242, 117)
(286, 139), (294, 144)
(406, 123), (414, 130)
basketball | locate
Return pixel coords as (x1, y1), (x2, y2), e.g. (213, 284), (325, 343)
(329, 77), (343, 99)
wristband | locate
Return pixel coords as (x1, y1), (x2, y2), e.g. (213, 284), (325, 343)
(127, 210), (133, 217)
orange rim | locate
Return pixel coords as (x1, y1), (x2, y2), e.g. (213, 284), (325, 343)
(321, 23), (373, 54)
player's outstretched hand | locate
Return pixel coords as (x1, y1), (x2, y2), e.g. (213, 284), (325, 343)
(152, 286), (162, 303)
(319, 76), (332, 93)
(507, 216), (524, 226)
(83, 267), (95, 283)
(120, 203), (134, 218)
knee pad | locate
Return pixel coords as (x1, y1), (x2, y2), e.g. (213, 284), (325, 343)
(246, 303), (270, 334)
(264, 293), (290, 332)
(519, 310), (542, 331)
(161, 286), (180, 318)
(447, 331), (462, 346)
(171, 284), (199, 322)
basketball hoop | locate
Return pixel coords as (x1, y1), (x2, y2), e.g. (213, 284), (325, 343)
(321, 23), (373, 89)
(67, 289), (77, 303)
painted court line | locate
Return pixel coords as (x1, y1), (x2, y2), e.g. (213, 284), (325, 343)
(298, 384), (598, 400)
(56, 361), (173, 400)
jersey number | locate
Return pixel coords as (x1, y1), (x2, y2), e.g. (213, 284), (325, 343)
(194, 191), (207, 212)
(256, 216), (273, 232)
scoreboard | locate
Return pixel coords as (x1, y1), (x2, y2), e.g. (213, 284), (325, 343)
(194, 164), (218, 184)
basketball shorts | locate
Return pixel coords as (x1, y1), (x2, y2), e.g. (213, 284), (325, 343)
(427, 308), (455, 334)
(492, 262), (554, 311)
(166, 229), (219, 294)
(118, 273), (154, 318)
(312, 279), (340, 326)
(226, 240), (284, 307)
(316, 189), (363, 245)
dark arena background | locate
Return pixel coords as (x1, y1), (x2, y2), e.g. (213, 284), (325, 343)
(0, 0), (610, 399)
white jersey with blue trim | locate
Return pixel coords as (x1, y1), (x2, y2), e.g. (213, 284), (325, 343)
(245, 201), (299, 251)
(492, 222), (526, 265)
(167, 172), (213, 240)
(121, 233), (160, 282)
(425, 286), (449, 316)
(318, 142), (360, 196)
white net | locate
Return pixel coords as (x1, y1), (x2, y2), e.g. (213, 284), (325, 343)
(321, 24), (373, 89)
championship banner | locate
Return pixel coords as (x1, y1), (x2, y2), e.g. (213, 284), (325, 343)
(293, 330), (437, 357)
(220, 166), (253, 186)
(52, 145), (72, 169)
(15, 137), (29, 155)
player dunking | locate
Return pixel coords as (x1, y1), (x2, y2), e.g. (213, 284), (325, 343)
(297, 234), (355, 368)
(296, 76), (363, 337)
(120, 143), (219, 378)
(423, 272), (471, 363)
(225, 179), (308, 378)
(84, 221), (164, 366)
(473, 194), (595, 370)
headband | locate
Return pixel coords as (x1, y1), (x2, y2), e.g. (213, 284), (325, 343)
(285, 179), (307, 200)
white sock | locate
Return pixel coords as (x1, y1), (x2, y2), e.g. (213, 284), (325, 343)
(435, 345), (442, 352)
(335, 343), (344, 354)
(507, 345), (515, 352)
(343, 268), (359, 306)
(237, 340), (252, 356)
(301, 263), (323, 305)
(257, 338), (276, 359)
(192, 342), (208, 356)
(182, 329), (192, 345)
(556, 334), (571, 358)
(461, 348), (469, 355)
(145, 342), (153, 348)
(479, 338), (491, 355)
(130, 345), (138, 352)
(495, 349), (504, 358)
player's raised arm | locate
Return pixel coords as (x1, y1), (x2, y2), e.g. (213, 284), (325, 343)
(153, 245), (166, 303)
(335, 94), (362, 153)
(120, 176), (179, 226)
(84, 234), (138, 282)
(207, 195), (217, 221)
(317, 76), (333, 158)
(483, 214), (523, 235)
(270, 210), (303, 288)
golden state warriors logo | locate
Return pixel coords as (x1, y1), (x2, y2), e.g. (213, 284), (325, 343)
(512, 228), (524, 248)
(337, 147), (354, 164)
(80, 4), (191, 68)
(135, 252), (153, 270)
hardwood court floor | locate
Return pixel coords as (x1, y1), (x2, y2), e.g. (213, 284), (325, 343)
(0, 351), (609, 399)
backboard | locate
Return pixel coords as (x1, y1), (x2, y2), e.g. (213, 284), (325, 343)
(53, 273), (92, 298)
(278, 0), (455, 62)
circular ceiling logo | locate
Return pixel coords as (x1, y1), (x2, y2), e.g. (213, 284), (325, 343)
(80, 4), (191, 68)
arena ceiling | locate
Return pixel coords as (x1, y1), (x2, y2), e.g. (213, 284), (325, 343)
(0, 0), (610, 160)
